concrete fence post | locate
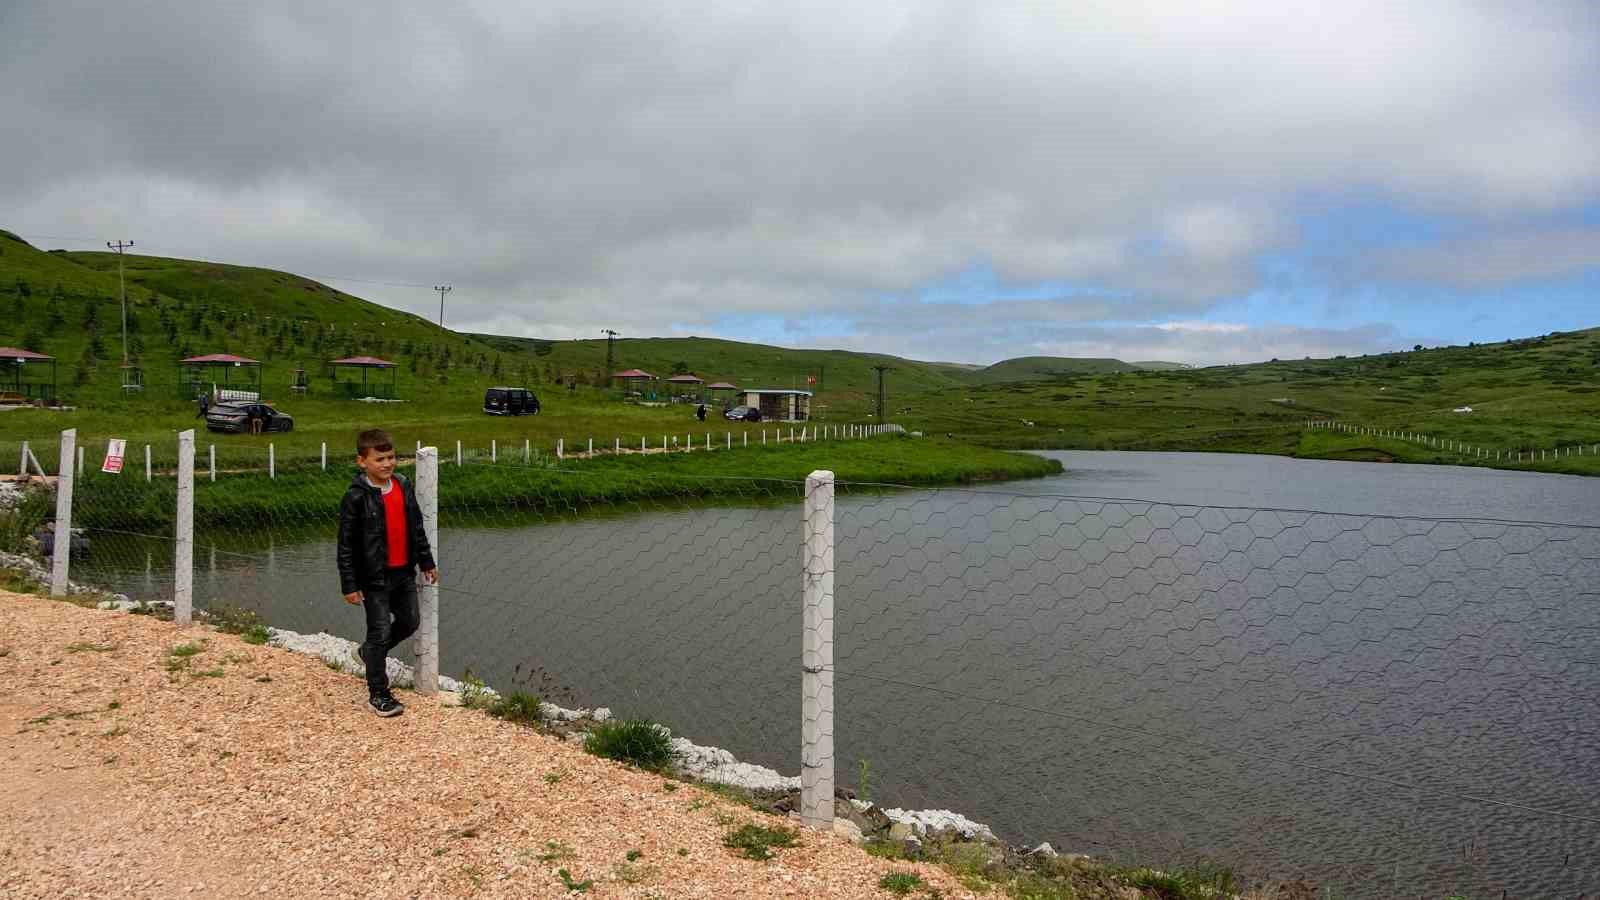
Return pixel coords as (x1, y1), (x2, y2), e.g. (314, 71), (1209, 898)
(51, 429), (76, 597)
(269, 443), (276, 479)
(492, 439), (497, 463)
(727, 432), (732, 450)
(145, 444), (152, 482)
(175, 430), (194, 626)
(557, 438), (564, 460)
(588, 438), (593, 455)
(18, 440), (26, 478)
(615, 438), (620, 453)
(743, 432), (748, 447)
(641, 436), (646, 452)
(525, 439), (531, 463)
(414, 446), (439, 695)
(801, 469), (836, 831)
(209, 445), (216, 482)
(456, 440), (462, 466)
(320, 442), (327, 471)
(77, 444), (84, 477)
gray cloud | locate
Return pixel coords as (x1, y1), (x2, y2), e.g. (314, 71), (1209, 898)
(3, 1), (1597, 363)
(1366, 228), (1600, 289)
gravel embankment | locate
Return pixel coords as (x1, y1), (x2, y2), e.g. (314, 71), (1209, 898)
(0, 591), (974, 899)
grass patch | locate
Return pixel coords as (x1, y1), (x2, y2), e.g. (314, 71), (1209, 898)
(721, 823), (799, 861)
(201, 602), (263, 635)
(536, 841), (574, 863)
(0, 566), (45, 596)
(1115, 861), (1236, 900)
(65, 642), (117, 653)
(0, 489), (52, 555)
(487, 690), (542, 725)
(194, 668), (225, 678)
(556, 868), (592, 893)
(878, 871), (923, 895)
(168, 641), (203, 658)
(583, 719), (674, 770)
(240, 624), (271, 645)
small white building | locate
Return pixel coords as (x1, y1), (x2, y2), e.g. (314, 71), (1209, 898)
(740, 389), (812, 422)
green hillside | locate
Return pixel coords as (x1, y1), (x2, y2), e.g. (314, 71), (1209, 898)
(470, 334), (966, 398)
(896, 328), (1600, 472)
(964, 355), (1137, 384)
(0, 231), (548, 408)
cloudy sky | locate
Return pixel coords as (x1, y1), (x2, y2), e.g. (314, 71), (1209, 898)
(4, 2), (1598, 366)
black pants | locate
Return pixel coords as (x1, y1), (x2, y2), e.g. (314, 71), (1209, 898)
(358, 567), (419, 697)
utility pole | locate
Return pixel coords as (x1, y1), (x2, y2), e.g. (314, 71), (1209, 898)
(434, 284), (452, 330)
(602, 329), (619, 373)
(107, 240), (133, 365)
(872, 365), (892, 421)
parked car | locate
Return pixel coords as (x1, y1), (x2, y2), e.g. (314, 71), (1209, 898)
(205, 402), (294, 434)
(724, 405), (761, 422)
(483, 387), (540, 416)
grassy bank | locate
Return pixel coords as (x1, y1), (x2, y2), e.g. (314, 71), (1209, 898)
(60, 436), (1060, 532)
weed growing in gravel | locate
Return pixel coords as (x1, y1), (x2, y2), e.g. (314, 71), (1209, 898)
(625, 849), (643, 861)
(583, 719), (674, 770)
(194, 668), (225, 678)
(458, 671), (492, 708)
(537, 841), (574, 863)
(614, 861), (657, 884)
(0, 567), (45, 596)
(543, 770), (566, 785)
(865, 841), (911, 860)
(100, 725), (128, 738)
(488, 690), (542, 725)
(556, 868), (592, 893)
(721, 823), (799, 861)
(168, 641), (203, 658)
(65, 642), (117, 653)
(323, 658), (346, 673)
(878, 871), (923, 894)
(661, 781), (679, 793)
(254, 674), (272, 683)
(241, 625), (271, 645)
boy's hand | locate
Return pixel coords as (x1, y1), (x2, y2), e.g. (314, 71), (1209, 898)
(421, 568), (440, 585)
(343, 591), (363, 606)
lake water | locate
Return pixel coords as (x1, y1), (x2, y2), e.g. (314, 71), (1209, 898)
(75, 452), (1600, 897)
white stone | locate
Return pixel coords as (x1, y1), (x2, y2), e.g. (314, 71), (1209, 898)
(831, 817), (865, 843)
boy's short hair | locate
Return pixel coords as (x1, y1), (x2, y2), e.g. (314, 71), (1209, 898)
(357, 429), (395, 458)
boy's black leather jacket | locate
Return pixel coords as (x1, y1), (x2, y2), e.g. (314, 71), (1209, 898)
(336, 471), (436, 594)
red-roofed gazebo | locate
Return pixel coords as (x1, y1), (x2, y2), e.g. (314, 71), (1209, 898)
(611, 368), (658, 402)
(0, 347), (56, 406)
(665, 372), (705, 403)
(328, 356), (398, 399)
(178, 353), (260, 401)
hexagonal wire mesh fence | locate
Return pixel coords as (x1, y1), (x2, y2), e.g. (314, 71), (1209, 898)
(20, 431), (1600, 896)
(826, 481), (1600, 896)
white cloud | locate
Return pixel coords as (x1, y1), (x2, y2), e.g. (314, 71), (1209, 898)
(1, 0), (1596, 358)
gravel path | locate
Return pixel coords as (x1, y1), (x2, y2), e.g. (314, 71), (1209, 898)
(0, 591), (972, 899)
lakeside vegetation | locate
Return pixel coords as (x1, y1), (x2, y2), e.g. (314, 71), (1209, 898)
(58, 437), (1061, 531)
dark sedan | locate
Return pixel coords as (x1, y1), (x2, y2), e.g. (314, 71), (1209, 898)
(723, 405), (762, 422)
(205, 402), (294, 434)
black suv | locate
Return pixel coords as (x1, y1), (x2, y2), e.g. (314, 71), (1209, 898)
(483, 387), (540, 416)
(724, 405), (762, 422)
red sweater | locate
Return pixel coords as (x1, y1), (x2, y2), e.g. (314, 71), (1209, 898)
(382, 479), (408, 568)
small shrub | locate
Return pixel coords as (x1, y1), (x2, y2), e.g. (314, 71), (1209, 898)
(203, 602), (263, 635)
(1119, 860), (1236, 900)
(458, 671), (492, 709)
(241, 624), (271, 645)
(488, 690), (542, 725)
(722, 823), (799, 861)
(0, 490), (51, 555)
(583, 719), (674, 770)
(556, 868), (591, 893)
(878, 871), (922, 894)
(168, 642), (203, 658)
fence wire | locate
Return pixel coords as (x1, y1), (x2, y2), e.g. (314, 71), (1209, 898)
(829, 483), (1600, 896)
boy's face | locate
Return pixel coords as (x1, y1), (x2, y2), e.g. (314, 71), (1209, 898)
(357, 446), (397, 482)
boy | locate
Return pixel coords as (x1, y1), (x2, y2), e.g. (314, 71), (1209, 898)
(336, 428), (439, 717)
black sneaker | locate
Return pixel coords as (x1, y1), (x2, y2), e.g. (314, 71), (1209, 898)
(369, 694), (402, 717)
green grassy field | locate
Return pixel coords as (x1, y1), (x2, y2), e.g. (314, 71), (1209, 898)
(5, 228), (1599, 480)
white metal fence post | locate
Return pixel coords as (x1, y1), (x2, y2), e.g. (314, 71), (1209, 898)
(321, 442), (327, 471)
(209, 444), (216, 482)
(76, 444), (84, 477)
(415, 446), (440, 695)
(145, 444), (152, 482)
(492, 439), (497, 463)
(801, 469), (836, 830)
(269, 442), (276, 479)
(51, 429), (76, 597)
(525, 439), (531, 463)
(456, 440), (462, 466)
(557, 438), (564, 460)
(175, 430), (195, 626)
